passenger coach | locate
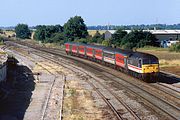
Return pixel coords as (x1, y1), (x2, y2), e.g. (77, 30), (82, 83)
(64, 42), (159, 81)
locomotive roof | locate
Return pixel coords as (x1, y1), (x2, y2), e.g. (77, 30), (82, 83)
(129, 51), (158, 60)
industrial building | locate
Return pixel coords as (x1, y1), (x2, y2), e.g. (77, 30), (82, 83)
(145, 30), (180, 41)
(88, 30), (180, 46)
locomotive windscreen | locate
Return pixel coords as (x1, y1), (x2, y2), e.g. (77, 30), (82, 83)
(143, 59), (159, 64)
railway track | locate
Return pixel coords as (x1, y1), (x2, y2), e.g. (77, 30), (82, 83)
(38, 63), (65, 120)
(12, 40), (180, 82)
(33, 46), (180, 119)
(32, 50), (141, 120)
(6, 41), (142, 119)
(5, 44), (125, 119)
(5, 40), (180, 120)
(151, 83), (180, 99)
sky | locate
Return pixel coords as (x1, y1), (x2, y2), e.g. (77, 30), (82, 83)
(0, 0), (180, 26)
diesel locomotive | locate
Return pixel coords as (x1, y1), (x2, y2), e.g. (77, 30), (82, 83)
(65, 42), (159, 81)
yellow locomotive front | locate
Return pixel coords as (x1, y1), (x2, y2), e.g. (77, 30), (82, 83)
(142, 60), (159, 73)
(141, 58), (160, 81)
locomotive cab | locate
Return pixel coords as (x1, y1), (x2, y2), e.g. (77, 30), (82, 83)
(140, 54), (159, 81)
(127, 52), (159, 81)
(142, 58), (159, 74)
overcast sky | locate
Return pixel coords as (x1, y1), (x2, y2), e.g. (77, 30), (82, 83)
(0, 0), (180, 26)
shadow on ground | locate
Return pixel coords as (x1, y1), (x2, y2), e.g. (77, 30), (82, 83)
(0, 62), (35, 120)
(157, 72), (180, 84)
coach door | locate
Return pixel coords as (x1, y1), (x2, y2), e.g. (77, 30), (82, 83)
(69, 44), (72, 54)
(124, 57), (128, 70)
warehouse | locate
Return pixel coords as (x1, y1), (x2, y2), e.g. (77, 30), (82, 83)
(146, 30), (180, 41)
(88, 30), (180, 45)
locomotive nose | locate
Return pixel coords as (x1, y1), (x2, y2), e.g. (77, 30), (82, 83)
(142, 64), (159, 73)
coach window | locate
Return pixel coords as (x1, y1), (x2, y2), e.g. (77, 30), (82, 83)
(104, 53), (108, 57)
(138, 59), (142, 68)
(112, 54), (115, 59)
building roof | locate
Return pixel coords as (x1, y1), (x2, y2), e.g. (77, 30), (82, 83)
(88, 29), (180, 36)
(145, 30), (180, 35)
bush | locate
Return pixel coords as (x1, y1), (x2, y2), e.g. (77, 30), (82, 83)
(0, 29), (3, 34)
(15, 24), (31, 39)
(169, 43), (180, 52)
(0, 36), (4, 45)
(0, 36), (3, 41)
(102, 40), (110, 46)
(74, 38), (88, 44)
(46, 33), (65, 44)
(121, 42), (134, 49)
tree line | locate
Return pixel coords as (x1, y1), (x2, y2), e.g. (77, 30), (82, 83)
(14, 16), (158, 49)
(88, 24), (180, 30)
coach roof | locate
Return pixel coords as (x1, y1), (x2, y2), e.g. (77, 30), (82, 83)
(86, 44), (106, 49)
(103, 47), (115, 54)
(66, 42), (86, 46)
(114, 48), (133, 56)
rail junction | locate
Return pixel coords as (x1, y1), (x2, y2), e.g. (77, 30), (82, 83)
(1, 40), (180, 120)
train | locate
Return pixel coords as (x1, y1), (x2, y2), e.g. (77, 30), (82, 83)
(65, 42), (159, 82)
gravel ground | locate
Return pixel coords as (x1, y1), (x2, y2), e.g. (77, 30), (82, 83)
(62, 73), (117, 120)
(1, 48), (61, 120)
(3, 46), (118, 120)
(3, 42), (179, 120)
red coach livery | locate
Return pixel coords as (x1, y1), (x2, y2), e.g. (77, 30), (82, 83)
(64, 42), (159, 81)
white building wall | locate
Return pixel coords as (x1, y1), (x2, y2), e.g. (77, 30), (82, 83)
(155, 34), (180, 42)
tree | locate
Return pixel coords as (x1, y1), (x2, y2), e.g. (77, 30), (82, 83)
(34, 25), (64, 43)
(111, 29), (127, 46)
(121, 30), (157, 49)
(92, 31), (104, 43)
(34, 25), (46, 41)
(45, 25), (63, 39)
(15, 24), (31, 39)
(63, 16), (88, 41)
(47, 32), (65, 44)
(143, 31), (157, 46)
(54, 25), (63, 33)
